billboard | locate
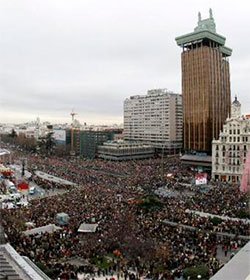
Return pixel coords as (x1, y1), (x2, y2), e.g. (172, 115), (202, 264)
(53, 129), (66, 144)
(195, 172), (207, 185)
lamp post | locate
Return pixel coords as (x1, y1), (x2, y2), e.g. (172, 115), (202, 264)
(70, 110), (77, 156)
(20, 157), (27, 177)
(161, 142), (170, 182)
(0, 201), (6, 245)
(161, 145), (164, 181)
(21, 158), (25, 177)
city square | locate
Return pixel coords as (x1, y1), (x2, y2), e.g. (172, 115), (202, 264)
(0, 1), (249, 280)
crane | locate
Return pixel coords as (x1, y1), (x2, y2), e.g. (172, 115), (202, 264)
(70, 110), (77, 127)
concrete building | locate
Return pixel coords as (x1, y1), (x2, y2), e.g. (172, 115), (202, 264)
(212, 97), (250, 183)
(124, 89), (182, 151)
(98, 141), (155, 161)
(176, 9), (232, 154)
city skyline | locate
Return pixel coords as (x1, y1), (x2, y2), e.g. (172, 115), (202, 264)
(0, 0), (249, 124)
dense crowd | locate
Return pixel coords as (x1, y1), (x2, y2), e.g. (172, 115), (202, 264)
(1, 146), (249, 280)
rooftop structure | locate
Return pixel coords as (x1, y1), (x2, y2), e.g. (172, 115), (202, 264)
(98, 141), (155, 161)
(231, 96), (242, 119)
(176, 8), (232, 57)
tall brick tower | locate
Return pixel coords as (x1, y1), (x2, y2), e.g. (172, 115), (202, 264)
(176, 9), (232, 154)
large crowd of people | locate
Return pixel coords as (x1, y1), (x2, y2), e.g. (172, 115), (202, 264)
(1, 145), (249, 280)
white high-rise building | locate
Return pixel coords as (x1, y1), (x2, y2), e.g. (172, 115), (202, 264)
(212, 97), (250, 183)
(124, 89), (183, 150)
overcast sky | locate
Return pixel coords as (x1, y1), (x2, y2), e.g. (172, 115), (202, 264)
(0, 0), (249, 125)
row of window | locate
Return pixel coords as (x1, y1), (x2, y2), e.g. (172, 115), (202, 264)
(215, 145), (248, 151)
(215, 165), (242, 172)
(215, 158), (243, 165)
(220, 136), (249, 142)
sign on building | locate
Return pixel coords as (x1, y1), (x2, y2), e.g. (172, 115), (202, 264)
(53, 129), (66, 144)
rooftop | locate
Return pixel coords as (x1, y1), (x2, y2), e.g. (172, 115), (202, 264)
(175, 9), (232, 57)
(127, 89), (181, 100)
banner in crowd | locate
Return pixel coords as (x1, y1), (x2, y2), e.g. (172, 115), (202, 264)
(195, 172), (207, 185)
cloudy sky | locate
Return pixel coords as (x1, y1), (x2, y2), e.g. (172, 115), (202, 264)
(0, 0), (249, 125)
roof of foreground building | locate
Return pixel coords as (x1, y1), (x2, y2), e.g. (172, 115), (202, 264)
(0, 243), (51, 280)
(210, 241), (250, 280)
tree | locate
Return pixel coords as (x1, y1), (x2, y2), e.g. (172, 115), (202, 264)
(184, 264), (209, 280)
(38, 132), (56, 155)
(137, 195), (163, 212)
(54, 143), (68, 156)
(9, 129), (17, 138)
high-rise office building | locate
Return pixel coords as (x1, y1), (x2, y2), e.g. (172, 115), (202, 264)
(176, 9), (232, 153)
(124, 89), (182, 151)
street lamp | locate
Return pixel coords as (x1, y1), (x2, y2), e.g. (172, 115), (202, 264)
(161, 142), (170, 182)
(0, 201), (6, 245)
(20, 158), (27, 177)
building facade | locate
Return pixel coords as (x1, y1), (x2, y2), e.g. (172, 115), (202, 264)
(212, 98), (250, 183)
(124, 89), (182, 151)
(98, 141), (155, 161)
(66, 129), (122, 158)
(176, 9), (232, 153)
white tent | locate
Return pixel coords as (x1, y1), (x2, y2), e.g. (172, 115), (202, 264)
(35, 171), (76, 186)
(23, 224), (61, 236)
(78, 223), (98, 233)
